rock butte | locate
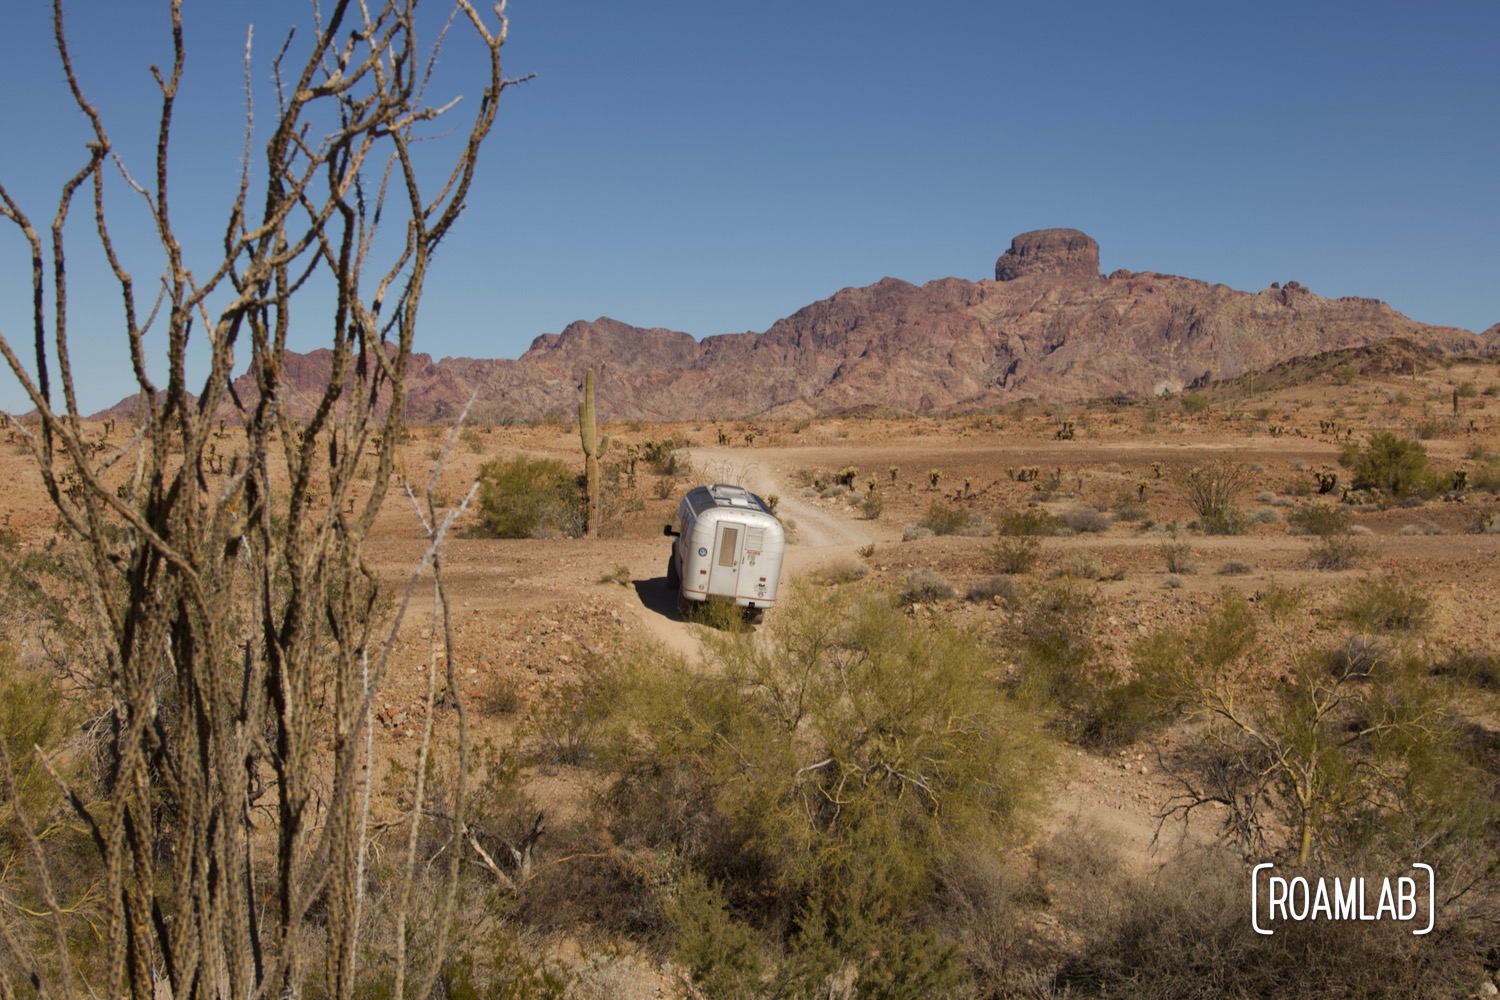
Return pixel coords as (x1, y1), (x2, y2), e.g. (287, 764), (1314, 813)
(96, 231), (1494, 424)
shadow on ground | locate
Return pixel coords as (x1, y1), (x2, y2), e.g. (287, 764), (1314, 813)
(632, 576), (682, 622)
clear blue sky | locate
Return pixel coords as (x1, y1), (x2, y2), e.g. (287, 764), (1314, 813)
(2, 1), (1496, 413)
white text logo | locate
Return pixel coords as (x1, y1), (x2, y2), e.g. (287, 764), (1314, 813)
(1250, 863), (1434, 936)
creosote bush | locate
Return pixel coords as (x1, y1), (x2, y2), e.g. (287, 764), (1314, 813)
(815, 558), (868, 586)
(998, 507), (1064, 537)
(1337, 576), (1429, 633)
(1062, 506), (1111, 533)
(1288, 502), (1365, 569)
(1159, 539), (1197, 574)
(476, 455), (584, 538)
(988, 536), (1041, 574)
(912, 501), (993, 537)
(966, 574), (1020, 605)
(899, 567), (956, 604)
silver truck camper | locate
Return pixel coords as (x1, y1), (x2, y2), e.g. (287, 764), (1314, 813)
(664, 483), (785, 621)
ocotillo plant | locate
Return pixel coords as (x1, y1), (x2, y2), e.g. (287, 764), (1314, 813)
(580, 368), (610, 536)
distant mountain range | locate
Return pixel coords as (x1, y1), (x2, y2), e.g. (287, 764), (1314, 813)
(97, 228), (1496, 424)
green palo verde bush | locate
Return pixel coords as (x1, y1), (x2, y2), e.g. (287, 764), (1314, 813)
(987, 506), (1063, 575)
(1142, 587), (1498, 874)
(475, 454), (583, 538)
(599, 577), (1054, 997)
(1288, 502), (1366, 570)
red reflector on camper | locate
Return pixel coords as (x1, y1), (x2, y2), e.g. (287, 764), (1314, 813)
(759, 577), (766, 582)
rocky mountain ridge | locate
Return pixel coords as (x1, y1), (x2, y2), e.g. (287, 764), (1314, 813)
(97, 229), (1492, 423)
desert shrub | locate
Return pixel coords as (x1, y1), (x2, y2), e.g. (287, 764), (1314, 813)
(597, 564), (632, 587)
(459, 425), (487, 454)
(1179, 391), (1211, 414)
(478, 671), (525, 716)
(1412, 417), (1456, 440)
(1159, 539), (1198, 574)
(601, 582), (1054, 994)
(1466, 509), (1500, 534)
(1433, 648), (1500, 689)
(641, 437), (690, 476)
(1395, 521), (1445, 536)
(433, 927), (573, 999)
(1471, 458), (1500, 492)
(1324, 633), (1391, 680)
(0, 647), (81, 846)
(1246, 506), (1283, 524)
(997, 507), (1064, 537)
(476, 455), (583, 538)
(913, 501), (992, 537)
(1063, 506), (1111, 533)
(815, 559), (868, 585)
(859, 489), (884, 520)
(901, 524), (934, 542)
(526, 673), (614, 766)
(1011, 581), (1099, 704)
(988, 536), (1041, 575)
(1128, 590), (1256, 720)
(1112, 497), (1150, 523)
(834, 465), (860, 487)
(1140, 588), (1498, 871)
(1288, 502), (1352, 538)
(822, 482), (850, 499)
(1218, 559), (1253, 576)
(1033, 466), (1066, 501)
(966, 574), (1020, 604)
(899, 567), (955, 604)
(663, 871), (765, 997)
(684, 595), (754, 632)
(1338, 431), (1432, 499)
(1009, 580), (1172, 746)
(1164, 573), (1186, 589)
(1060, 553), (1104, 580)
(1310, 536), (1366, 570)
(1175, 460), (1251, 534)
(1053, 846), (1483, 1000)
(1338, 576), (1429, 633)
(0, 644), (97, 967)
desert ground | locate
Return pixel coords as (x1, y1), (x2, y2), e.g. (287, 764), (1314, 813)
(5, 356), (1500, 996)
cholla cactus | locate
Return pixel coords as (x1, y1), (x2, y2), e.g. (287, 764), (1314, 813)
(579, 368), (610, 537)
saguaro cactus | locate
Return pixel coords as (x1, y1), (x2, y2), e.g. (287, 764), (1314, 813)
(579, 368), (609, 536)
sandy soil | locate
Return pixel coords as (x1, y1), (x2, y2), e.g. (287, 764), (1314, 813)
(5, 357), (1499, 992)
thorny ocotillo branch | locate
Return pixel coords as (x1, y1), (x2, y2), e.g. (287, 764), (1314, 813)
(0, 1), (528, 996)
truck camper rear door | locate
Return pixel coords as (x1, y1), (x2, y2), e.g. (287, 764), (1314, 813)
(707, 521), (745, 597)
